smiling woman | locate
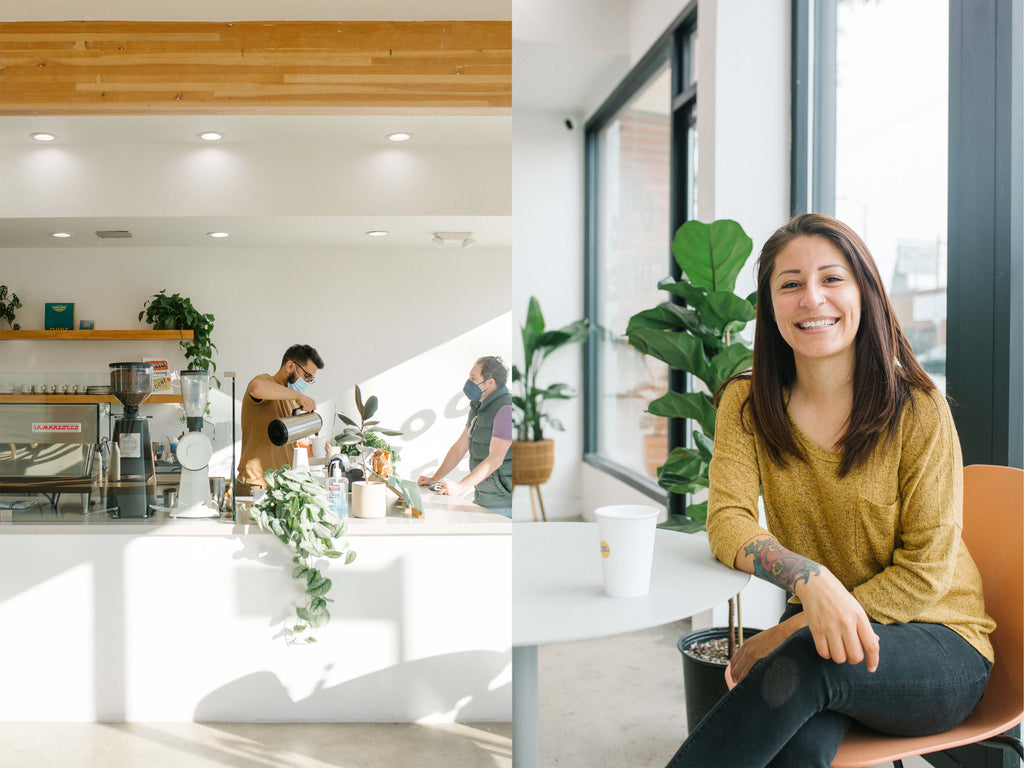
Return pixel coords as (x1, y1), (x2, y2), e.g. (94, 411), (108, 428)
(665, 214), (996, 768)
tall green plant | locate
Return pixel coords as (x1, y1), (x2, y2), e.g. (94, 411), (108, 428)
(335, 385), (423, 515)
(512, 296), (589, 442)
(139, 290), (219, 386)
(626, 219), (757, 531)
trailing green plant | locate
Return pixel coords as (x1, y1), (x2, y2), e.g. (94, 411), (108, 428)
(335, 385), (423, 515)
(625, 219), (757, 532)
(139, 290), (219, 386)
(0, 285), (22, 330)
(512, 296), (590, 442)
(250, 465), (356, 644)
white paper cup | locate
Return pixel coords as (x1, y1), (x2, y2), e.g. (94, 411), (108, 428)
(291, 445), (310, 470)
(595, 504), (659, 597)
(310, 437), (328, 458)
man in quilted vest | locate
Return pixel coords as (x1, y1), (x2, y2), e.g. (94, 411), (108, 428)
(417, 356), (514, 517)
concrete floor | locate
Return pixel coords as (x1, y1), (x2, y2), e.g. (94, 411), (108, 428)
(0, 722), (511, 768)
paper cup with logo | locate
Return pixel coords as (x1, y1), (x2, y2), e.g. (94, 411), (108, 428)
(596, 504), (659, 597)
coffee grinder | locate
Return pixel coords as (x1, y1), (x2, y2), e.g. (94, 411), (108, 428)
(170, 369), (219, 518)
(108, 362), (156, 518)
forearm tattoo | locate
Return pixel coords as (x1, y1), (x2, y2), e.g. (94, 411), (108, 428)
(743, 539), (821, 592)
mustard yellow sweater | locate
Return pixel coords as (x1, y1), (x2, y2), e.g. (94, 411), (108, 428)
(707, 378), (995, 663)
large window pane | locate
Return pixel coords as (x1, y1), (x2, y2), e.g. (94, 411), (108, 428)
(834, 0), (948, 389)
(594, 65), (672, 479)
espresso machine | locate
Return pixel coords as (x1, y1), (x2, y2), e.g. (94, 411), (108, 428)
(170, 369), (219, 518)
(108, 362), (156, 518)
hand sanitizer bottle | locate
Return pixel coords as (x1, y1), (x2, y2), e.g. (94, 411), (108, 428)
(327, 458), (348, 520)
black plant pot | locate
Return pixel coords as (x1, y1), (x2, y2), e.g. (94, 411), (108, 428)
(678, 626), (762, 733)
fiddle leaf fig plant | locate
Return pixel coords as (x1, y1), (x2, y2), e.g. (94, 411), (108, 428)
(626, 219), (757, 531)
(335, 385), (424, 516)
(512, 296), (590, 442)
(139, 290), (219, 387)
(250, 465), (357, 644)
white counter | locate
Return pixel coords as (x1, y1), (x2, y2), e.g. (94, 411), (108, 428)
(1, 492), (512, 536)
(0, 494), (511, 723)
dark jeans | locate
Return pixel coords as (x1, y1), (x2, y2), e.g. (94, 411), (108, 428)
(666, 609), (991, 768)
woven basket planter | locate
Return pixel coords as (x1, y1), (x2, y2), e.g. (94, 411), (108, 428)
(512, 439), (555, 485)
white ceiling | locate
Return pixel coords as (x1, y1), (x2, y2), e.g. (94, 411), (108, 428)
(0, 2), (513, 254)
(0, 114), (511, 251)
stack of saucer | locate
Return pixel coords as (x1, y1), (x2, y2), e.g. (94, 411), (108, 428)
(86, 385), (112, 395)
(0, 384), (14, 395)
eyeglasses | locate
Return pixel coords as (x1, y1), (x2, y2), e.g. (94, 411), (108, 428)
(293, 360), (316, 384)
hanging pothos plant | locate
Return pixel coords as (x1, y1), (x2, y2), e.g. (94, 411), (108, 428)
(139, 290), (219, 387)
(250, 465), (357, 644)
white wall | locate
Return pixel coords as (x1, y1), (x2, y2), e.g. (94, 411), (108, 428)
(0, 243), (513, 482)
(510, 107), (588, 521)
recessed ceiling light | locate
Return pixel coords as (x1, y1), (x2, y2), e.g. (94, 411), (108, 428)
(198, 132), (224, 141)
(207, 231), (230, 238)
(51, 232), (72, 238)
(365, 230), (389, 237)
(31, 133), (56, 142)
(386, 132), (412, 143)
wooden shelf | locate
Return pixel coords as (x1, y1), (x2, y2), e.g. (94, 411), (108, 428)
(0, 330), (194, 341)
(0, 394), (183, 405)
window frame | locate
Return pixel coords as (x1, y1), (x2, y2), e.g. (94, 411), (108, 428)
(582, 4), (698, 501)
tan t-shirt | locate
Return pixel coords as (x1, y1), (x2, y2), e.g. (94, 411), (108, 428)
(236, 373), (298, 488)
(707, 378), (995, 663)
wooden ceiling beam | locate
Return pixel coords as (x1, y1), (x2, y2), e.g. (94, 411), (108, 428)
(0, 20), (511, 115)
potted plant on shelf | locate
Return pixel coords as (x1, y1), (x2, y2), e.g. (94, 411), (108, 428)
(138, 289), (219, 387)
(511, 296), (589, 489)
(0, 285), (22, 330)
(250, 464), (357, 645)
(335, 385), (424, 518)
(626, 218), (759, 731)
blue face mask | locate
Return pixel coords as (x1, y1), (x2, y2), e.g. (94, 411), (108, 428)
(289, 376), (310, 395)
(463, 379), (483, 401)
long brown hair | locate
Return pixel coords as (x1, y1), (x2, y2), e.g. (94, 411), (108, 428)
(742, 213), (934, 476)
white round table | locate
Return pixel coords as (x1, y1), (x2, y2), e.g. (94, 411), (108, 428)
(512, 522), (749, 768)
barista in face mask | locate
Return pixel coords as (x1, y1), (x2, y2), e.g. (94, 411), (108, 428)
(236, 344), (324, 496)
(418, 356), (514, 518)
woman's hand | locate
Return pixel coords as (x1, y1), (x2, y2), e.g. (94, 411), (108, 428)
(795, 569), (880, 672)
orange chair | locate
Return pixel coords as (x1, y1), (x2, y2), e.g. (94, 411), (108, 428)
(725, 464), (1024, 767)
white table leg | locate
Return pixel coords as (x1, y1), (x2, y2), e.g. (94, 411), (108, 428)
(513, 644), (539, 768)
